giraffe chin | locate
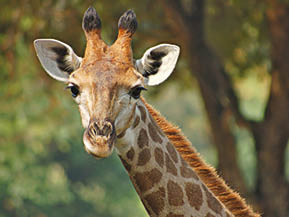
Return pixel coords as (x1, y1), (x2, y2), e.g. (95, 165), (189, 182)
(83, 130), (115, 159)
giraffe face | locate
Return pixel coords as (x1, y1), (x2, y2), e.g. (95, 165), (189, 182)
(34, 7), (180, 159)
(67, 60), (144, 158)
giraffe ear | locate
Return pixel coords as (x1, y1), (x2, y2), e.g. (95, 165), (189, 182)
(135, 44), (180, 86)
(34, 39), (82, 82)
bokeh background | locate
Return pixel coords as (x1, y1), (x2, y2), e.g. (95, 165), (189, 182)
(1, 0), (289, 217)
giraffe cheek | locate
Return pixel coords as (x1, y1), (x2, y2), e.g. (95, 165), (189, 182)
(79, 104), (90, 128)
(115, 103), (136, 135)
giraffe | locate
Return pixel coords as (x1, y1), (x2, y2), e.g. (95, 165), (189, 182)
(34, 7), (260, 217)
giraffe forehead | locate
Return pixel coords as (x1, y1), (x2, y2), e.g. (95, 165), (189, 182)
(71, 60), (140, 88)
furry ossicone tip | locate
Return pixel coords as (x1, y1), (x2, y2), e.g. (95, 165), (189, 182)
(82, 6), (101, 32)
(118, 9), (137, 34)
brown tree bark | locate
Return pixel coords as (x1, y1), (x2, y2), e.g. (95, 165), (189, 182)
(162, 0), (289, 216)
(252, 1), (289, 216)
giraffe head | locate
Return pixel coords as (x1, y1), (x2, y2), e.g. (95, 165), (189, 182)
(34, 7), (180, 158)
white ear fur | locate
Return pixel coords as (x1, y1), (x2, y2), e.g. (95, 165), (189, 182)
(34, 39), (82, 82)
(136, 44), (180, 86)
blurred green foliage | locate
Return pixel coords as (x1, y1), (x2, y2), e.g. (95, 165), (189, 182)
(0, 0), (288, 216)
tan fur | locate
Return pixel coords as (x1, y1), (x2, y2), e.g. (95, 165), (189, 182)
(142, 98), (260, 217)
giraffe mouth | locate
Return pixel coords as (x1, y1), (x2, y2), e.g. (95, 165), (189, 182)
(83, 120), (116, 158)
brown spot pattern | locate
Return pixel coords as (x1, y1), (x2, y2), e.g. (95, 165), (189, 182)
(181, 157), (188, 167)
(165, 153), (178, 176)
(119, 156), (131, 171)
(138, 105), (147, 122)
(185, 182), (203, 211)
(180, 165), (199, 180)
(202, 184), (223, 214)
(132, 115), (140, 129)
(148, 122), (163, 144)
(166, 213), (184, 217)
(149, 114), (164, 136)
(126, 147), (135, 161)
(166, 142), (178, 163)
(154, 147), (164, 168)
(144, 187), (165, 215)
(137, 148), (151, 166)
(134, 168), (162, 192)
(167, 180), (184, 206)
(180, 158), (199, 180)
(137, 128), (148, 148)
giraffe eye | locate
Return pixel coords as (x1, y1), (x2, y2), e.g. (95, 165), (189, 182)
(128, 86), (147, 99)
(66, 84), (79, 98)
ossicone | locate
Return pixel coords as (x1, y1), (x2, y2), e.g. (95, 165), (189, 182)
(81, 6), (106, 61)
(82, 6), (101, 33)
(118, 9), (137, 35)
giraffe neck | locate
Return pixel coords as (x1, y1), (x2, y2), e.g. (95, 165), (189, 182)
(115, 100), (232, 217)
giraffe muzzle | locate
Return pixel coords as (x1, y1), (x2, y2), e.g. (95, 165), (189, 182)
(83, 119), (116, 158)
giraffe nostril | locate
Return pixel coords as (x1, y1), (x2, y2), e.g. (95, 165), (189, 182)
(89, 120), (114, 137)
(84, 119), (116, 158)
(88, 129), (92, 137)
(93, 122), (100, 134)
(90, 127), (95, 135)
(102, 125), (110, 136)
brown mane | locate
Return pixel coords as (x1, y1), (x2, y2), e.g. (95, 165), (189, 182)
(142, 98), (260, 217)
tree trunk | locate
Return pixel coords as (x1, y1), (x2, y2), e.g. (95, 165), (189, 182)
(162, 0), (289, 216)
(252, 1), (289, 216)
